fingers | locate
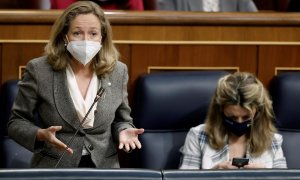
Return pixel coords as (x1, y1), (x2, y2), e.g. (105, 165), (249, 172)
(119, 142), (131, 153)
(136, 128), (145, 135)
(52, 137), (74, 155)
(129, 141), (136, 150)
(124, 143), (130, 152)
(119, 143), (124, 150)
(243, 163), (265, 169)
(119, 138), (142, 153)
(133, 137), (142, 149)
(66, 147), (74, 155)
(45, 126), (74, 155)
(118, 128), (144, 153)
(51, 137), (67, 149)
(49, 126), (62, 132)
(216, 161), (238, 169)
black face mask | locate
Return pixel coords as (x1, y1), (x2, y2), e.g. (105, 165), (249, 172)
(223, 116), (251, 137)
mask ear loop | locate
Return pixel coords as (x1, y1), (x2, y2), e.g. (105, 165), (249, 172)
(64, 35), (69, 47)
(95, 36), (103, 66)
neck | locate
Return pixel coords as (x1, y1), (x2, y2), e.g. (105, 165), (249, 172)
(229, 133), (247, 144)
(228, 134), (248, 159)
(70, 59), (93, 76)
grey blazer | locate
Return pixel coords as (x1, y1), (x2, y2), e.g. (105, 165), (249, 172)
(8, 56), (134, 168)
(157, 0), (258, 12)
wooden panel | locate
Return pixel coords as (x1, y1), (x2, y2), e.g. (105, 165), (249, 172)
(0, 25), (51, 39)
(1, 24), (300, 41)
(2, 43), (46, 83)
(130, 44), (257, 93)
(0, 11), (300, 41)
(112, 26), (300, 41)
(114, 43), (132, 91)
(115, 44), (131, 70)
(258, 45), (300, 87)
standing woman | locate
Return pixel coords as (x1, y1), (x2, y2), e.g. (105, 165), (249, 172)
(8, 1), (144, 168)
(179, 72), (286, 169)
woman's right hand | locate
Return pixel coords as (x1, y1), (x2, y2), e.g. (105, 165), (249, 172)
(213, 161), (239, 169)
(36, 126), (73, 155)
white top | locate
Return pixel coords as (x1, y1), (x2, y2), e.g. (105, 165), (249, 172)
(179, 124), (287, 169)
(66, 64), (99, 129)
(203, 0), (220, 12)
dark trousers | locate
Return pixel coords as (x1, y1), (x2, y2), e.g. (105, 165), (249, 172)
(78, 155), (95, 168)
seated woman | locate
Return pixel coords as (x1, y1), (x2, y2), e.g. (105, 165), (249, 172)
(179, 72), (287, 169)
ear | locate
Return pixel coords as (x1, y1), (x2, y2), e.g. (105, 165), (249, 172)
(251, 107), (258, 117)
(64, 35), (69, 46)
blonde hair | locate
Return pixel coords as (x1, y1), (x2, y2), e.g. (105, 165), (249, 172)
(44, 1), (119, 75)
(205, 72), (276, 157)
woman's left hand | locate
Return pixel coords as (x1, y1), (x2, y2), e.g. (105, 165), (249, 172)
(118, 128), (144, 153)
(244, 162), (266, 169)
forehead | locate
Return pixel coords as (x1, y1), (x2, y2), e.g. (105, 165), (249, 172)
(69, 13), (101, 30)
(223, 105), (251, 116)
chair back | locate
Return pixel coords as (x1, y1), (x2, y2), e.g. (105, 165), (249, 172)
(270, 72), (300, 169)
(131, 71), (228, 169)
(0, 80), (32, 168)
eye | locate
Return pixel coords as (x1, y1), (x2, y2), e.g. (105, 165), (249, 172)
(243, 116), (252, 121)
(229, 116), (238, 121)
(223, 114), (237, 121)
(73, 31), (81, 36)
(89, 31), (99, 37)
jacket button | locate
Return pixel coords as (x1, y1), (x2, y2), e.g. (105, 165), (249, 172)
(88, 145), (94, 151)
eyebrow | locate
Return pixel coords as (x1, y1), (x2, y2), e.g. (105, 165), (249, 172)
(71, 26), (100, 29)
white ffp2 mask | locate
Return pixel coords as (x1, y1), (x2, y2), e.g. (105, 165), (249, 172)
(67, 40), (101, 66)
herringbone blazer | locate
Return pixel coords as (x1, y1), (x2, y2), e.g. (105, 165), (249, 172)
(8, 56), (134, 168)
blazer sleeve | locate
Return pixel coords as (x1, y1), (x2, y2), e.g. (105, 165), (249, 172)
(111, 62), (135, 141)
(7, 60), (41, 152)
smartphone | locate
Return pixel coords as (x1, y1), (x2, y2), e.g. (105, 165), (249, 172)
(232, 158), (249, 168)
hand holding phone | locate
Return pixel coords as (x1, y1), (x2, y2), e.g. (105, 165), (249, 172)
(232, 158), (249, 168)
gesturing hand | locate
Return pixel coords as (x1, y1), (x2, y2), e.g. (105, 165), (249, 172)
(36, 126), (73, 155)
(118, 128), (144, 153)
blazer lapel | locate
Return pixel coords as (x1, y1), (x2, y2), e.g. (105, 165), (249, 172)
(53, 70), (82, 130)
(92, 74), (111, 128)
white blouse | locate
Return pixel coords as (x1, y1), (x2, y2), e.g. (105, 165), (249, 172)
(66, 64), (99, 129)
(179, 124), (287, 169)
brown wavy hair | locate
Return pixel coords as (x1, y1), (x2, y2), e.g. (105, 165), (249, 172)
(44, 1), (119, 75)
(204, 72), (277, 157)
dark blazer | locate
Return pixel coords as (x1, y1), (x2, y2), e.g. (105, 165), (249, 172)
(8, 56), (134, 168)
(157, 0), (258, 12)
